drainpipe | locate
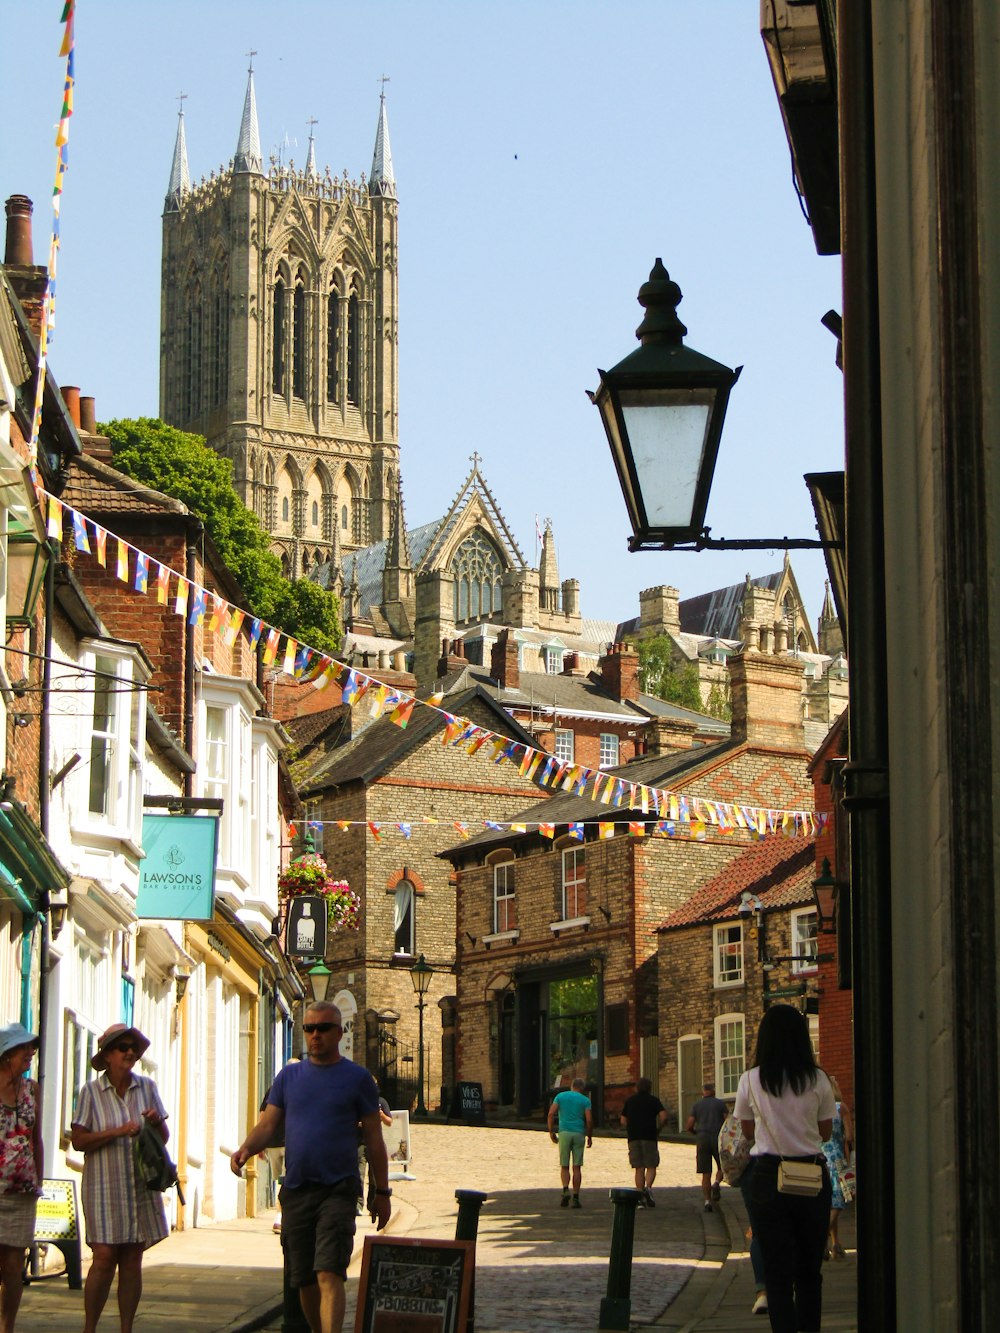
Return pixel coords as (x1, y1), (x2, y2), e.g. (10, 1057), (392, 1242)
(183, 522), (203, 796)
(838, 7), (895, 1330)
(34, 537), (57, 1100)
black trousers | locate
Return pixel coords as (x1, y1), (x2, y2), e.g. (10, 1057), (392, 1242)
(744, 1155), (832, 1333)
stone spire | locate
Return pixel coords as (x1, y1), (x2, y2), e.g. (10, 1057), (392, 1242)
(385, 474), (413, 570)
(234, 62), (263, 175)
(165, 103), (191, 212)
(817, 580), (844, 656)
(538, 521), (559, 608)
(305, 117), (318, 178)
(369, 91), (396, 198)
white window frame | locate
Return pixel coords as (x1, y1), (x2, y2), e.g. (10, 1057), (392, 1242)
(493, 861), (516, 934)
(545, 647), (562, 674)
(791, 908), (819, 974)
(199, 676), (262, 885)
(74, 640), (149, 845)
(714, 1012), (745, 1098)
(554, 729), (574, 763)
(561, 846), (586, 921)
(393, 881), (415, 957)
(599, 732), (619, 768)
(713, 922), (744, 988)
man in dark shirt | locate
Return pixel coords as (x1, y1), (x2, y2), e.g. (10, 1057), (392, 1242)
(620, 1077), (667, 1206)
(686, 1080), (728, 1212)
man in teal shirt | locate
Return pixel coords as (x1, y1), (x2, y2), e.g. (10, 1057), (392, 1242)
(547, 1077), (594, 1208)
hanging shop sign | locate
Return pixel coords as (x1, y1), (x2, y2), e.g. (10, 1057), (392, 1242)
(136, 815), (218, 921)
(285, 893), (329, 958)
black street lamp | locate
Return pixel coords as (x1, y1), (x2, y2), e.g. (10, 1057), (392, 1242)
(409, 953), (434, 1118)
(590, 259), (742, 551)
(811, 857), (839, 933)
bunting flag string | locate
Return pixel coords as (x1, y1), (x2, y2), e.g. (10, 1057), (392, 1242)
(28, 2), (76, 464)
(41, 486), (828, 843)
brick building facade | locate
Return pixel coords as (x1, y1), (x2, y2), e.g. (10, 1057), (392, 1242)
(442, 651), (816, 1124)
(655, 838), (820, 1132)
(290, 685), (549, 1111)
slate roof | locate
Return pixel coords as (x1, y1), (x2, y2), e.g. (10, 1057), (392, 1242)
(482, 668), (649, 721)
(656, 838), (816, 931)
(61, 452), (191, 519)
(284, 704), (351, 754)
(637, 692), (730, 738)
(333, 519), (439, 617)
(680, 572), (783, 639)
(294, 684), (538, 795)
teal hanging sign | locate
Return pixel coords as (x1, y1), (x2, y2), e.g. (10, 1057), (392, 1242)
(137, 815), (218, 921)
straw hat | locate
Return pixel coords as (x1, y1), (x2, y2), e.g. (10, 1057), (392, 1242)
(0, 1023), (39, 1063)
(91, 1024), (150, 1071)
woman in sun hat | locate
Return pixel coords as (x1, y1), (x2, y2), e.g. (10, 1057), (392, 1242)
(0, 1022), (43, 1333)
(70, 1024), (169, 1333)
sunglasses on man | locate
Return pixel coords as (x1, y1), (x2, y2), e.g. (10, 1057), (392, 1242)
(111, 1042), (139, 1054)
(302, 1022), (341, 1034)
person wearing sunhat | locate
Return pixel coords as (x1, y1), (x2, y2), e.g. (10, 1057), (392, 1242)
(0, 1022), (43, 1333)
(70, 1024), (169, 1333)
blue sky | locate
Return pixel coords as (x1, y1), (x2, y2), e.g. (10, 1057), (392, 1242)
(5, 1), (843, 632)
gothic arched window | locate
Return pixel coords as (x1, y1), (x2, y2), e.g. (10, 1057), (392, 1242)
(282, 496), (290, 522)
(347, 292), (360, 405)
(184, 284), (202, 420)
(211, 271), (228, 407)
(293, 273), (306, 399)
(312, 500), (319, 526)
(341, 504), (349, 531)
(272, 278), (286, 395)
(451, 530), (504, 623)
(326, 288), (340, 402)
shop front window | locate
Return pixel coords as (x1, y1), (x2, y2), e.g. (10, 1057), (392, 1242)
(546, 973), (599, 1091)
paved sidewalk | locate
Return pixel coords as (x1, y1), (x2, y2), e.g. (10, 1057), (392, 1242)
(12, 1124), (857, 1331)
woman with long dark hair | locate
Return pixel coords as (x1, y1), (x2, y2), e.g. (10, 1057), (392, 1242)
(734, 1005), (834, 1333)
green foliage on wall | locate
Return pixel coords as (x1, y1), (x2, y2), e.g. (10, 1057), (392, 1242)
(636, 634), (704, 711)
(101, 417), (341, 653)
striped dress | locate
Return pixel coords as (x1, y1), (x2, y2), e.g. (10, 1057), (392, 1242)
(73, 1072), (168, 1248)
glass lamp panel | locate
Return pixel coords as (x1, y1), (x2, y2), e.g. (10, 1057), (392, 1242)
(620, 390), (714, 530)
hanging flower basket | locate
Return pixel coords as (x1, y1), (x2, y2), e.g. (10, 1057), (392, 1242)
(278, 854), (361, 932)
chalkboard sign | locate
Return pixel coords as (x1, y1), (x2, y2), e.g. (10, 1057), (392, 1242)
(353, 1236), (474, 1333)
(448, 1081), (485, 1126)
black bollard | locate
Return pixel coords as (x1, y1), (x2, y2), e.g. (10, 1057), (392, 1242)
(599, 1188), (643, 1331)
(455, 1189), (487, 1333)
(454, 1188), (487, 1242)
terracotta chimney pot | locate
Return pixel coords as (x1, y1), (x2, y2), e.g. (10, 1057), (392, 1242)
(61, 386), (81, 428)
(4, 195), (33, 267)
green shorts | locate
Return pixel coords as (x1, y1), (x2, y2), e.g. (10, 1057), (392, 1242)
(558, 1131), (586, 1168)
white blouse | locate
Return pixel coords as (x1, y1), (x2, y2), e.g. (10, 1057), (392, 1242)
(734, 1066), (835, 1156)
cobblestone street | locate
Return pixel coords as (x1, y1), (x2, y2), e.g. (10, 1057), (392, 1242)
(342, 1122), (705, 1332)
(15, 1121), (857, 1331)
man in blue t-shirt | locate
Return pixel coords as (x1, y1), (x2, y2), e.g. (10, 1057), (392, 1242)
(232, 1002), (390, 1332)
(547, 1077), (594, 1208)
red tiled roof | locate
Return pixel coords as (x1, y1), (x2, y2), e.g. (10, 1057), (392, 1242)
(61, 453), (190, 517)
(656, 838), (816, 931)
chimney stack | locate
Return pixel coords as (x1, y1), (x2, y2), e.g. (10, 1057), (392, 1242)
(61, 386), (81, 429)
(80, 396), (97, 434)
(728, 651), (805, 750)
(598, 641), (640, 702)
(436, 636), (467, 679)
(4, 195), (33, 267)
(490, 629), (520, 690)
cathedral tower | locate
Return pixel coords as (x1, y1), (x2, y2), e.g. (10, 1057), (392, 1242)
(159, 70), (399, 579)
